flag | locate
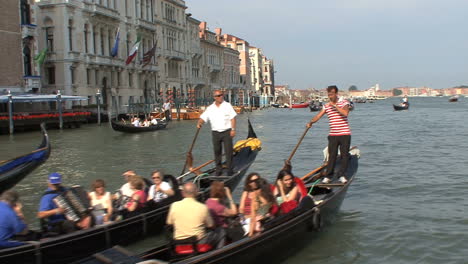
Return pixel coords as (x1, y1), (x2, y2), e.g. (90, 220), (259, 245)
(34, 48), (48, 65)
(141, 42), (156, 68)
(125, 34), (141, 65)
(110, 27), (120, 57)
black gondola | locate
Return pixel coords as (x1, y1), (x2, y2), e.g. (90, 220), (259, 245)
(0, 121), (260, 264)
(309, 104), (322, 112)
(0, 123), (51, 194)
(111, 119), (168, 133)
(393, 103), (409, 111)
(76, 148), (360, 264)
(448, 96), (458, 102)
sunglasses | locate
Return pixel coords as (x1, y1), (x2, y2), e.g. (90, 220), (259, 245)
(249, 178), (259, 183)
(152, 177), (161, 179)
(213, 94), (223, 98)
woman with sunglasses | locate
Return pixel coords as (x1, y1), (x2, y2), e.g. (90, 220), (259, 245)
(147, 170), (174, 203)
(239, 173), (276, 236)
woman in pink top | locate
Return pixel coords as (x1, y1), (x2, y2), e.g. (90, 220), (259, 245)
(205, 181), (237, 228)
(125, 176), (147, 212)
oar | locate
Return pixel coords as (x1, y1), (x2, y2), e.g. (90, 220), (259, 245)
(180, 127), (201, 175)
(283, 126), (311, 171)
(178, 137), (257, 179)
(300, 163), (327, 181)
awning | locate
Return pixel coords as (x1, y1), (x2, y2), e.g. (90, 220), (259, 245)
(0, 94), (88, 103)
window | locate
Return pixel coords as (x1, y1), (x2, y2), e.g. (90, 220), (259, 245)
(93, 27), (97, 54)
(117, 71), (121, 86)
(70, 67), (75, 84)
(108, 29), (112, 56)
(20, 0), (31, 25)
(47, 67), (55, 84)
(46, 27), (54, 51)
(68, 20), (73, 51)
(23, 46), (32, 76)
(86, 69), (91, 84)
(84, 24), (89, 53)
(100, 31), (105, 55)
(128, 72), (132, 86)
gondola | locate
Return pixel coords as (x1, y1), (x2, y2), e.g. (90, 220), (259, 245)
(111, 119), (168, 133)
(0, 123), (51, 194)
(0, 121), (260, 264)
(76, 148), (360, 264)
(393, 103), (409, 111)
(309, 104), (322, 112)
(448, 96), (458, 102)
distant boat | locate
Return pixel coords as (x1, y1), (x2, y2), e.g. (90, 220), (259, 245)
(309, 104), (322, 112)
(449, 95), (459, 102)
(291, 102), (310, 108)
(393, 103), (409, 111)
(271, 103), (280, 108)
(111, 119), (168, 133)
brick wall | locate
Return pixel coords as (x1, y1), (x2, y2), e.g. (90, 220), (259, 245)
(0, 1), (23, 88)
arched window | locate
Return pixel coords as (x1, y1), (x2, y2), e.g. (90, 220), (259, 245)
(23, 45), (32, 76)
(44, 18), (54, 51)
(84, 24), (89, 53)
(68, 19), (73, 51)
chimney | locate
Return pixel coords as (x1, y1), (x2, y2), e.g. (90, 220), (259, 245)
(215, 28), (222, 36)
(199, 22), (207, 38)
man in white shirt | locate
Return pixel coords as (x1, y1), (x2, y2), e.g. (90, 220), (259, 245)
(197, 90), (237, 176)
(163, 100), (172, 121)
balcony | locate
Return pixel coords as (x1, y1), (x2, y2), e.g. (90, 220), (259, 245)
(163, 49), (186, 61)
(68, 51), (81, 62)
(23, 76), (42, 92)
(135, 19), (157, 31)
(84, 3), (120, 21)
(208, 64), (222, 72)
(21, 24), (37, 39)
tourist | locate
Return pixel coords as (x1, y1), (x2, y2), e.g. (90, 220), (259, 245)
(147, 170), (174, 203)
(124, 176), (147, 215)
(197, 90), (237, 176)
(273, 170), (300, 214)
(167, 182), (224, 249)
(205, 181), (237, 228)
(89, 179), (113, 224)
(0, 190), (29, 248)
(307, 85), (351, 184)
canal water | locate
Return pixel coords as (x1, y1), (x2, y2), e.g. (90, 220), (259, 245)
(1, 97), (467, 263)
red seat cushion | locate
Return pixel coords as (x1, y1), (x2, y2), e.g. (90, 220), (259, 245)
(175, 245), (195, 255)
(197, 244), (212, 253)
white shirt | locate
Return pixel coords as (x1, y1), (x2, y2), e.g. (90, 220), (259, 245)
(151, 119), (158, 125)
(120, 183), (134, 197)
(148, 181), (172, 202)
(163, 102), (171, 111)
(200, 101), (237, 132)
(132, 120), (140, 127)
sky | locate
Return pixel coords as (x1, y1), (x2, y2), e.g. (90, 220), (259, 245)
(187, 0), (468, 90)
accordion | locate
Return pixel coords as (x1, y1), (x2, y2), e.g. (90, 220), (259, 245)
(53, 185), (92, 222)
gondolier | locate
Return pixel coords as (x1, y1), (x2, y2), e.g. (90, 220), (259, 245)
(197, 90), (237, 176)
(306, 85), (351, 184)
(163, 100), (172, 121)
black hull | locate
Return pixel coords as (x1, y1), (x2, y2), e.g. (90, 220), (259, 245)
(309, 105), (322, 112)
(393, 104), (409, 111)
(0, 124), (259, 264)
(111, 120), (167, 133)
(0, 123), (51, 194)
(77, 152), (359, 264)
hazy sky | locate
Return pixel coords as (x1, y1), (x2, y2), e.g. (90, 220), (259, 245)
(187, 0), (468, 90)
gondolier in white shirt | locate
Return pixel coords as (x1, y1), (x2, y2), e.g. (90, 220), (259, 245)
(197, 90), (237, 176)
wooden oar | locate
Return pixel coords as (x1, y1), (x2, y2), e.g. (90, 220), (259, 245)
(178, 137), (257, 179)
(180, 127), (201, 175)
(283, 126), (311, 171)
(300, 163), (327, 181)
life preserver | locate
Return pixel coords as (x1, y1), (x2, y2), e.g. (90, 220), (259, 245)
(311, 207), (323, 231)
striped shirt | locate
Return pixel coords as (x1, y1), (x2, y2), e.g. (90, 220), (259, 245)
(324, 99), (351, 136)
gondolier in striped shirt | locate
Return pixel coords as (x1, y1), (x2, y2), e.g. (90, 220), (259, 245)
(307, 85), (351, 184)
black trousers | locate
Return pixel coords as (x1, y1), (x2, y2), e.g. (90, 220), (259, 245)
(325, 135), (351, 177)
(212, 129), (233, 175)
(164, 110), (171, 121)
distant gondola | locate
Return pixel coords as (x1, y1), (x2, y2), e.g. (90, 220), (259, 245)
(271, 103), (280, 108)
(449, 96), (458, 102)
(393, 103), (409, 111)
(76, 148), (360, 264)
(291, 102), (310, 108)
(309, 104), (322, 112)
(111, 119), (167, 133)
(0, 123), (51, 194)
(0, 121), (260, 264)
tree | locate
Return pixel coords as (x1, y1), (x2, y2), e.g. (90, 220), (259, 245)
(393, 89), (402, 96)
(348, 85), (358, 91)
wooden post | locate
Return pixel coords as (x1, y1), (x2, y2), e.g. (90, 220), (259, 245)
(7, 90), (13, 135)
(96, 89), (101, 125)
(57, 90), (63, 129)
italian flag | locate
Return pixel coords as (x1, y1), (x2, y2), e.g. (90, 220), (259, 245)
(125, 34), (141, 65)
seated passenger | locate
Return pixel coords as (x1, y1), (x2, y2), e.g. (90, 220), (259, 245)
(147, 170), (174, 203)
(119, 170), (137, 198)
(37, 173), (92, 235)
(123, 176), (147, 217)
(273, 170), (300, 214)
(89, 179), (113, 225)
(142, 118), (150, 127)
(0, 190), (29, 248)
(150, 117), (158, 125)
(205, 181), (237, 228)
(132, 118), (140, 127)
(167, 182), (224, 249)
(239, 173), (276, 237)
